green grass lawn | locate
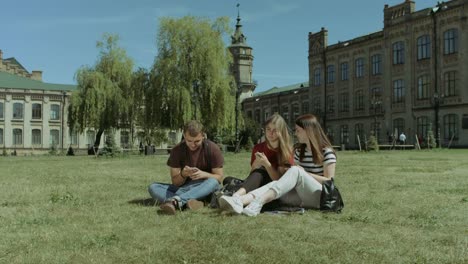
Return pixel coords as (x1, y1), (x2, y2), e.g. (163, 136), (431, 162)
(1, 150), (467, 264)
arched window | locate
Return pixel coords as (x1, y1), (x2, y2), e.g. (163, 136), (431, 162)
(50, 129), (60, 147)
(354, 123), (364, 145)
(13, 128), (23, 145)
(417, 116), (430, 140)
(392, 41), (405, 64)
(393, 118), (405, 136)
(0, 102), (4, 119)
(32, 103), (42, 119)
(13, 103), (23, 119)
(355, 58), (364, 78)
(32, 129), (42, 145)
(443, 114), (458, 140)
(443, 28), (458, 55)
(417, 75), (430, 100)
(50, 104), (60, 120)
(417, 35), (431, 60)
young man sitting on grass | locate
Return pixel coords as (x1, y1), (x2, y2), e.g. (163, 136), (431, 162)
(148, 120), (224, 215)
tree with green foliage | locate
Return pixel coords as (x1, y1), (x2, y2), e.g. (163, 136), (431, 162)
(69, 34), (134, 153)
(151, 16), (236, 134)
(427, 123), (437, 148)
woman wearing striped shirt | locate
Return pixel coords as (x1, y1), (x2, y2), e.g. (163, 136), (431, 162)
(225, 114), (337, 216)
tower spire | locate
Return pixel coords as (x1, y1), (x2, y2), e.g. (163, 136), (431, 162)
(232, 3), (246, 45)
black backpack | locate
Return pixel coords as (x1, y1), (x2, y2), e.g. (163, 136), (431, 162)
(209, 176), (244, 208)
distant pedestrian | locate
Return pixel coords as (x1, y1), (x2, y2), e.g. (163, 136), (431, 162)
(399, 132), (406, 145)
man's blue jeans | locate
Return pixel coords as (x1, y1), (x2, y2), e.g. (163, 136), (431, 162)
(148, 178), (220, 207)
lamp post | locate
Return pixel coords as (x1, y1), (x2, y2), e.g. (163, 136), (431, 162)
(432, 92), (443, 147)
(234, 83), (242, 152)
(370, 94), (383, 141)
(430, 2), (447, 147)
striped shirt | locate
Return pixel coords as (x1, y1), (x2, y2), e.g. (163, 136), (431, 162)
(294, 147), (336, 176)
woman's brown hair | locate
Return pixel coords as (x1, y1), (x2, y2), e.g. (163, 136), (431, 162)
(295, 114), (334, 164)
(264, 113), (292, 167)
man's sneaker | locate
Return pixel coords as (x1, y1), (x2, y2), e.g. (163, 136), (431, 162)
(159, 197), (181, 215)
(218, 195), (243, 214)
(242, 199), (263, 217)
(187, 199), (204, 211)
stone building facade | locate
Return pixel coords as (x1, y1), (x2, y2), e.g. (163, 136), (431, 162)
(243, 0), (468, 148)
(0, 50), (139, 154)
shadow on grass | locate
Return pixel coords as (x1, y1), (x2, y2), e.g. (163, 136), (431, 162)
(128, 197), (156, 207)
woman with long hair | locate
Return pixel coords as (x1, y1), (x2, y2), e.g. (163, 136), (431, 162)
(218, 113), (293, 214)
(223, 114), (337, 216)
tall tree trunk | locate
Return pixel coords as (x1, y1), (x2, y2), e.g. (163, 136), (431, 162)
(89, 128), (105, 155)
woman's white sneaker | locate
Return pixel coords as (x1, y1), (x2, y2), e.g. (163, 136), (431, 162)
(218, 195), (243, 214)
(242, 199), (263, 217)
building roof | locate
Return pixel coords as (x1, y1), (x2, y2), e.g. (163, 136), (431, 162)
(0, 71), (76, 91)
(254, 81), (309, 97)
(3, 57), (28, 72)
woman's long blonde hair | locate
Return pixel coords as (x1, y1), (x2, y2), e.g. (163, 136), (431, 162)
(264, 113), (292, 167)
(295, 114), (334, 165)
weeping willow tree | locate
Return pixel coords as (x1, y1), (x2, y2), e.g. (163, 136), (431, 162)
(151, 16), (236, 135)
(69, 34), (134, 152)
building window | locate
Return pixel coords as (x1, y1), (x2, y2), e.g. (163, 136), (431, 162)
(32, 129), (42, 145)
(417, 75), (430, 100)
(313, 97), (321, 115)
(417, 35), (431, 60)
(301, 101), (309, 115)
(32, 103), (42, 120)
(355, 123), (364, 145)
(13, 103), (24, 119)
(282, 105), (289, 124)
(86, 130), (96, 146)
(393, 79), (405, 103)
(393, 118), (405, 137)
(417, 116), (430, 141)
(443, 114), (458, 140)
(371, 87), (382, 113)
(247, 111), (252, 119)
(50, 104), (60, 120)
(327, 65), (335, 84)
(50, 129), (60, 147)
(371, 54), (382, 75)
(339, 93), (349, 112)
(326, 127), (335, 144)
(0, 102), (3, 119)
(371, 122), (381, 141)
(0, 128), (3, 145)
(254, 109), (261, 123)
(120, 131), (130, 149)
(340, 125), (349, 144)
(313, 68), (321, 86)
(354, 90), (364, 111)
(264, 110), (270, 122)
(292, 104), (300, 122)
(326, 96), (335, 113)
(70, 130), (78, 145)
(340, 62), (348, 81)
(443, 28), (458, 55)
(393, 41), (405, 64)
(355, 58), (364, 78)
(13, 128), (23, 145)
(444, 71), (457, 97)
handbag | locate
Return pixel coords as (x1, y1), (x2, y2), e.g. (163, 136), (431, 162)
(320, 178), (344, 213)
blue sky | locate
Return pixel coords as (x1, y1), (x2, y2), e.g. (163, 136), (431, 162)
(3, 0), (434, 93)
